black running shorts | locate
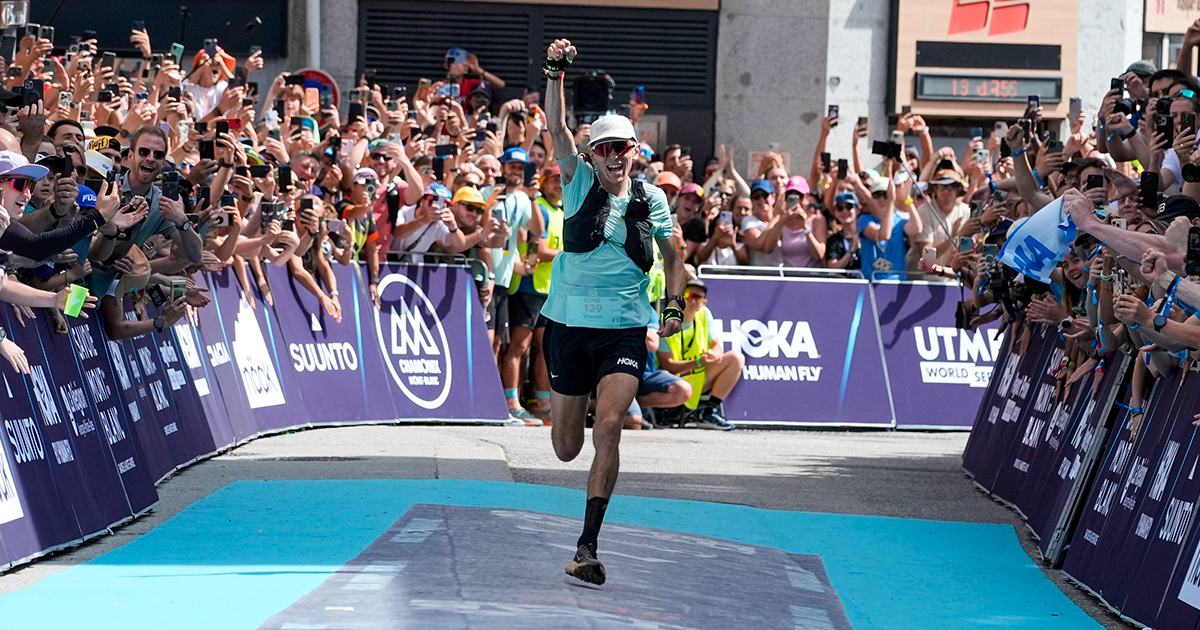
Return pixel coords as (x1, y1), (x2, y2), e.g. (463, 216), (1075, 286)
(542, 319), (647, 396)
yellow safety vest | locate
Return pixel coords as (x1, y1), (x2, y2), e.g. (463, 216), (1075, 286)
(508, 196), (563, 296)
(646, 240), (665, 302)
(665, 306), (712, 409)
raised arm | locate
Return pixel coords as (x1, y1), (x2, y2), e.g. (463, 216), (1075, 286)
(544, 38), (579, 185)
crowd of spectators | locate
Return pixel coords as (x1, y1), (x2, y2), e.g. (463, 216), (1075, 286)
(10, 17), (1200, 430)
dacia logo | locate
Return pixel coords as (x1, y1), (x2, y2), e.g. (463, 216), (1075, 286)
(374, 273), (452, 410)
(948, 0), (1029, 36)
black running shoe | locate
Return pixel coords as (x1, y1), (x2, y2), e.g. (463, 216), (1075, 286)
(694, 405), (735, 431)
(565, 544), (606, 585)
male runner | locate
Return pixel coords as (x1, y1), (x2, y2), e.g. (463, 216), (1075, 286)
(541, 38), (686, 585)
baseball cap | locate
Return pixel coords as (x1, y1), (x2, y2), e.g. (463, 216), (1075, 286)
(1155, 195), (1200, 222)
(930, 169), (964, 188)
(445, 47), (469, 65)
(452, 185), (486, 206)
(93, 127), (121, 142)
(88, 136), (120, 153)
(1126, 59), (1158, 77)
(368, 138), (390, 152)
(587, 114), (638, 148)
(468, 83), (492, 101)
(85, 150), (114, 177)
(785, 175), (810, 195)
(680, 183), (703, 198)
(540, 163), (561, 184)
(656, 171), (681, 191)
(870, 178), (889, 194)
(423, 183), (451, 200)
(77, 185), (98, 208)
(500, 147), (529, 164)
(750, 179), (775, 195)
(835, 191), (859, 206)
(0, 151), (48, 180)
(685, 277), (707, 293)
(353, 167), (379, 184)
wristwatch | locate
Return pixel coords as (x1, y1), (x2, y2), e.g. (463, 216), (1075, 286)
(330, 290), (339, 297)
(177, 221), (193, 232)
(153, 316), (165, 333)
(1154, 313), (1169, 332)
(0, 325), (8, 342)
(1058, 318), (1072, 333)
(665, 294), (685, 309)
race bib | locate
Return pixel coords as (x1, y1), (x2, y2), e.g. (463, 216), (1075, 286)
(566, 288), (623, 327)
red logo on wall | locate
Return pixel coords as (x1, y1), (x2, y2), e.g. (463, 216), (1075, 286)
(948, 0), (1030, 36)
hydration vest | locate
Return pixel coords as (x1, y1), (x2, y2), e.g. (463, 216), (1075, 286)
(562, 170), (655, 273)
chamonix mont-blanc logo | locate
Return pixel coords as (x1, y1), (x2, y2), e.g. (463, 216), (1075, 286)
(374, 274), (452, 410)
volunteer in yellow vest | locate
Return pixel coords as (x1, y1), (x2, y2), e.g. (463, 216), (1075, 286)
(656, 278), (743, 429)
(502, 164), (564, 423)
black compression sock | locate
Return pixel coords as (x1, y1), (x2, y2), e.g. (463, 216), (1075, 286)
(707, 395), (723, 407)
(577, 496), (609, 554)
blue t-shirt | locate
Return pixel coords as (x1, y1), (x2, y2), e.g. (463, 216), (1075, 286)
(858, 211), (909, 281)
(482, 186), (532, 289)
(541, 158), (673, 329)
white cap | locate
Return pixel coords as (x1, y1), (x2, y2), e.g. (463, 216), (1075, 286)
(85, 150), (114, 178)
(0, 151), (48, 180)
(587, 114), (637, 149)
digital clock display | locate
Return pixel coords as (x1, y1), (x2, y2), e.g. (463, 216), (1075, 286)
(915, 73), (1062, 103)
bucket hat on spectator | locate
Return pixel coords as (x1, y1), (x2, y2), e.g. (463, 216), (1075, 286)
(835, 191), (859, 206)
(587, 115), (637, 149)
(680, 183), (703, 198)
(500, 147), (529, 164)
(453, 186), (486, 206)
(1155, 195), (1200, 223)
(930, 168), (964, 190)
(656, 171), (681, 192)
(0, 151), (48, 180)
(192, 47), (236, 74)
(750, 179), (774, 195)
(785, 175), (810, 195)
(1126, 60), (1157, 77)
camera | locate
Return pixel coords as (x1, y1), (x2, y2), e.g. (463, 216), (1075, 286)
(871, 140), (902, 160)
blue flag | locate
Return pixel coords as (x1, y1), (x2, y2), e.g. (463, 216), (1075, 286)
(998, 196), (1073, 284)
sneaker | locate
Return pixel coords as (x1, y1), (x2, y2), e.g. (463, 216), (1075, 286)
(508, 406), (544, 427)
(533, 405), (553, 425)
(640, 418), (654, 430)
(565, 544), (606, 585)
(693, 405), (735, 431)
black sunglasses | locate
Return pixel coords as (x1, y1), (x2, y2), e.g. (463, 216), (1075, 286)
(370, 153), (391, 161)
(137, 147), (166, 160)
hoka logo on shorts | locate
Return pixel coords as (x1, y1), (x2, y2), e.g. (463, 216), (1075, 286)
(231, 298), (286, 409)
(374, 273), (452, 410)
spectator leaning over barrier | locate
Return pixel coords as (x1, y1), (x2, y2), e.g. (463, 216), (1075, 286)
(655, 279), (740, 430)
(741, 179), (784, 267)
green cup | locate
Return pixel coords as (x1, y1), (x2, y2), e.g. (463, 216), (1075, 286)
(64, 284), (89, 318)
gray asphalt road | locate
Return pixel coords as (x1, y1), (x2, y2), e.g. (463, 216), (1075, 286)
(0, 424), (1134, 629)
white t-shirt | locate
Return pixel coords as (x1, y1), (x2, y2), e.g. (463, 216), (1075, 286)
(705, 245), (740, 266)
(390, 204), (451, 256)
(1161, 131), (1198, 190)
(188, 80), (228, 120)
(740, 215), (783, 267)
(914, 200), (969, 266)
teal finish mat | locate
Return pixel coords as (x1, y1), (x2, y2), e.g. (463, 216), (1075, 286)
(0, 480), (1101, 629)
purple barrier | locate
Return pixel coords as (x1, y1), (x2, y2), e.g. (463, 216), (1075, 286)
(373, 263), (508, 421)
(1061, 368), (1200, 628)
(962, 327), (1059, 487)
(872, 281), (1003, 429)
(701, 276), (893, 426)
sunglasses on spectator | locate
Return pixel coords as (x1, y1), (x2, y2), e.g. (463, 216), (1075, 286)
(5, 178), (31, 193)
(684, 291), (706, 301)
(871, 191), (887, 199)
(370, 153), (392, 161)
(835, 203), (855, 212)
(1179, 89), (1197, 99)
(806, 203), (821, 210)
(465, 203), (486, 215)
(592, 140), (635, 158)
(137, 147), (166, 160)
(750, 192), (770, 201)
